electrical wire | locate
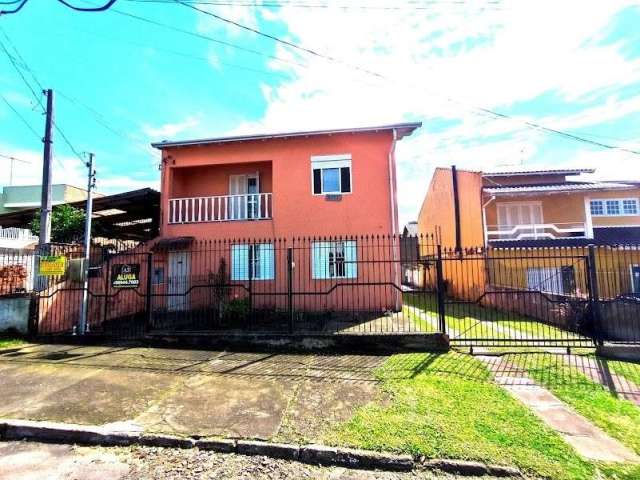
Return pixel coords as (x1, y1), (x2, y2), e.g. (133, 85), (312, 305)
(126, 0), (505, 11)
(0, 29), (86, 164)
(0, 93), (41, 139)
(176, 0), (640, 156)
(107, 4), (309, 69)
(1, 0), (120, 16)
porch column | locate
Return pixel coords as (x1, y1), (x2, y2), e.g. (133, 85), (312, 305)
(584, 196), (594, 239)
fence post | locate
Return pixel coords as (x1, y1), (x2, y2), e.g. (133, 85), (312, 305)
(587, 244), (603, 345)
(145, 252), (153, 331)
(287, 247), (294, 334)
(436, 244), (447, 335)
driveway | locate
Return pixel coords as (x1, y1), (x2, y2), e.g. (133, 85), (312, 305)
(0, 343), (384, 442)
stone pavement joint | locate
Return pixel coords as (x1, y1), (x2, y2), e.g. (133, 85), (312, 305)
(476, 354), (640, 463)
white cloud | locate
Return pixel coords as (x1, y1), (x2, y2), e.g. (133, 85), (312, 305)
(142, 116), (201, 139)
(221, 0), (639, 226)
(0, 144), (157, 196)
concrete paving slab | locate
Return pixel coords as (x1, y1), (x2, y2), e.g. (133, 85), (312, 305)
(477, 354), (640, 463)
(0, 441), (129, 480)
(0, 344), (383, 445)
(135, 373), (297, 439)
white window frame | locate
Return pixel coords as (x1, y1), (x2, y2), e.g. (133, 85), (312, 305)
(311, 240), (357, 279)
(590, 198), (639, 217)
(526, 266), (575, 295)
(231, 243), (274, 281)
(311, 154), (352, 196)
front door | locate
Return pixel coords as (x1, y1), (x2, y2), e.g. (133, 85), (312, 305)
(168, 251), (190, 311)
(229, 173), (259, 220)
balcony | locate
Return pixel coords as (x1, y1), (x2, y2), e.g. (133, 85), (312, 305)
(486, 222), (587, 241)
(168, 193), (272, 224)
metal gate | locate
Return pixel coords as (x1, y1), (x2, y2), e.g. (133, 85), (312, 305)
(27, 237), (640, 346)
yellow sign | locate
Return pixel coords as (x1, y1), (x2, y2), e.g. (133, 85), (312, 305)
(39, 256), (67, 276)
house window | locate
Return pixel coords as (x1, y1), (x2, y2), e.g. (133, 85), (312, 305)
(312, 240), (357, 279)
(590, 198), (639, 216)
(526, 266), (575, 295)
(231, 244), (274, 280)
(623, 199), (639, 215)
(590, 200), (604, 216)
(311, 155), (352, 195)
(606, 200), (620, 215)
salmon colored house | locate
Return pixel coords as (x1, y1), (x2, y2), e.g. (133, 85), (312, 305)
(149, 123), (421, 317)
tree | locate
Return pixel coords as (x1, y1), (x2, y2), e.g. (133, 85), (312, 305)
(30, 205), (86, 243)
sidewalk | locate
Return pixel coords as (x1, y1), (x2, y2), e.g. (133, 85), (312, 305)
(0, 343), (382, 442)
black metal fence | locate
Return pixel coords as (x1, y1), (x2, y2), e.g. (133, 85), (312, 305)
(2, 236), (640, 347)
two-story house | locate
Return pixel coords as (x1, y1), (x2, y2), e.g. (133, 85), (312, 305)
(419, 166), (640, 249)
(150, 122), (421, 316)
(418, 166), (640, 298)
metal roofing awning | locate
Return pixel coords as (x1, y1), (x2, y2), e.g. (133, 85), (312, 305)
(0, 188), (160, 241)
(483, 182), (636, 196)
(483, 168), (595, 177)
(152, 236), (195, 250)
(151, 122), (422, 149)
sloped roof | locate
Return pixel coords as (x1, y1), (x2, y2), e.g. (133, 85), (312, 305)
(484, 181), (636, 196)
(151, 122), (422, 149)
(483, 168), (594, 177)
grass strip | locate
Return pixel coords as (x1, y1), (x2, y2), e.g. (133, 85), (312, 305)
(326, 351), (596, 480)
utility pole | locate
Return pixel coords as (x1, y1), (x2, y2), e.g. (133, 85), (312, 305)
(79, 152), (96, 335)
(38, 89), (54, 247)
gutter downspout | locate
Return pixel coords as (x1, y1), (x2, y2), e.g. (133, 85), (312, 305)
(388, 129), (401, 311)
(451, 165), (462, 254)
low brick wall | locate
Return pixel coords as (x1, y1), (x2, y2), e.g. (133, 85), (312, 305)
(481, 285), (587, 332)
(599, 300), (640, 343)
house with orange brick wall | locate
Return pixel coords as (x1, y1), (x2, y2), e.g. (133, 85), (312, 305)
(150, 123), (421, 315)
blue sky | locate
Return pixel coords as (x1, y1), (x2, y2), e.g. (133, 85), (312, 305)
(1, 0), (639, 227)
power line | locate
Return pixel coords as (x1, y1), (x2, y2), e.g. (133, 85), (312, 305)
(106, 3), (310, 69)
(0, 93), (41, 139)
(0, 28), (86, 164)
(126, 0), (505, 11)
(1, 0), (120, 16)
(0, 38), (45, 111)
(176, 0), (640, 156)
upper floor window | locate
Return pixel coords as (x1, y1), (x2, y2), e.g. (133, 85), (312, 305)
(311, 155), (352, 195)
(590, 198), (638, 217)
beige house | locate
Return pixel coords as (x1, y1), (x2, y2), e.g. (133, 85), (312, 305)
(482, 168), (640, 246)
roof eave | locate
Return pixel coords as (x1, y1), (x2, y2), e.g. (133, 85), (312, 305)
(151, 122), (422, 149)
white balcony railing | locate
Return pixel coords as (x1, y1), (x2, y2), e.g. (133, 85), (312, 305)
(168, 193), (272, 224)
(486, 222), (587, 241)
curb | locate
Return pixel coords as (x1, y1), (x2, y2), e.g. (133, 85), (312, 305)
(0, 419), (520, 476)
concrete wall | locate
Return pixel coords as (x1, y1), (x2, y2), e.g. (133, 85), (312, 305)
(417, 167), (485, 252)
(0, 295), (30, 334)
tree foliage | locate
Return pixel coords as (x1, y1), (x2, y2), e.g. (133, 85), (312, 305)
(30, 205), (86, 243)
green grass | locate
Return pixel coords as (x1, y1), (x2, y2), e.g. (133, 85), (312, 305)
(0, 337), (26, 349)
(594, 357), (640, 387)
(508, 353), (640, 456)
(327, 352), (597, 480)
(404, 292), (589, 343)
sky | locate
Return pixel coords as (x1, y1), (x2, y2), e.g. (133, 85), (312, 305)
(1, 0), (639, 228)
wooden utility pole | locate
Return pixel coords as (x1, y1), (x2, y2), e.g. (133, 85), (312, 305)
(38, 89), (54, 246)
